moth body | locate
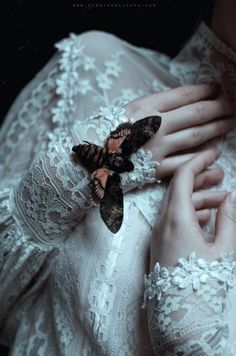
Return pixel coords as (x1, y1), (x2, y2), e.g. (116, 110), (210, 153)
(72, 143), (107, 168)
(72, 143), (134, 173)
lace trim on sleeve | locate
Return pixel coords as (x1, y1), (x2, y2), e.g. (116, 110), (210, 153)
(142, 251), (236, 309)
(52, 33), (85, 128)
(142, 252), (236, 354)
(121, 148), (161, 193)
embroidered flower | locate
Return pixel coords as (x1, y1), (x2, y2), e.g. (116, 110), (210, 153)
(118, 88), (139, 103)
(149, 308), (171, 333)
(82, 56), (95, 71)
(142, 263), (171, 309)
(124, 148), (160, 188)
(96, 105), (129, 125)
(78, 79), (92, 95)
(52, 34), (85, 126)
(97, 106), (116, 121)
(161, 295), (181, 315)
(96, 73), (113, 90)
(105, 59), (121, 77)
(143, 251), (236, 309)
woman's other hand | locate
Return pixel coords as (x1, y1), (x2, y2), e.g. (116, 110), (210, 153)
(124, 84), (236, 179)
(150, 148), (236, 270)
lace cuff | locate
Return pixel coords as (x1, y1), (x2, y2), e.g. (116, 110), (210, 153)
(121, 148), (161, 193)
(143, 252), (236, 354)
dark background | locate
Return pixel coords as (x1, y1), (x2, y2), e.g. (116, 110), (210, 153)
(0, 0), (213, 354)
(0, 0), (214, 125)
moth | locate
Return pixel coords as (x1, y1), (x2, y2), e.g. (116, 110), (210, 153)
(72, 115), (161, 234)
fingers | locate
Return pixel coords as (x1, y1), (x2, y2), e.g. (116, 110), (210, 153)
(193, 167), (224, 190)
(215, 192), (236, 246)
(164, 98), (236, 134)
(156, 153), (196, 178)
(151, 149), (222, 268)
(193, 190), (227, 226)
(197, 209), (211, 226)
(157, 151), (224, 187)
(164, 117), (234, 155)
(192, 190), (228, 210)
(154, 83), (219, 112)
(168, 148), (220, 208)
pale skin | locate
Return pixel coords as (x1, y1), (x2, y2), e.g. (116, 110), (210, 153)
(150, 148), (236, 270)
(124, 83), (236, 178)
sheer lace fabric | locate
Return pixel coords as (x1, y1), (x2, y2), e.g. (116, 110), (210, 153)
(143, 252), (236, 354)
(0, 23), (236, 355)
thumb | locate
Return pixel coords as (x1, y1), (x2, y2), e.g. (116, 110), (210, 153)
(215, 192), (236, 246)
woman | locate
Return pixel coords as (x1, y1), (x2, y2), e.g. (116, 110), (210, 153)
(0, 1), (236, 354)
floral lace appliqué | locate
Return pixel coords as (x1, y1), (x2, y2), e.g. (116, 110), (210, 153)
(142, 251), (236, 309)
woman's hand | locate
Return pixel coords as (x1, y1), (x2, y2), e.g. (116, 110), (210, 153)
(150, 148), (236, 271)
(124, 83), (236, 178)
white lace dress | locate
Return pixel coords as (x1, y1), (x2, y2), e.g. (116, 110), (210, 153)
(0, 22), (236, 355)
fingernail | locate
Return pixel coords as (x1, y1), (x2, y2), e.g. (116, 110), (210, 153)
(229, 192), (236, 202)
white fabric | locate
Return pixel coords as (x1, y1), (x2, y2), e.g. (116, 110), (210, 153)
(143, 252), (236, 354)
(0, 23), (236, 355)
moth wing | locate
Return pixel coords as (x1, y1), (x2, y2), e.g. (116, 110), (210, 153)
(89, 168), (110, 205)
(119, 115), (162, 155)
(100, 172), (123, 234)
(105, 122), (133, 153)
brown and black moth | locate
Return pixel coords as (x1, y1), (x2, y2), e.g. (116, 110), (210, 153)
(72, 115), (161, 234)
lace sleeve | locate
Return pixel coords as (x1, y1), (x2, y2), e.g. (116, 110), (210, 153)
(142, 252), (236, 355)
(0, 116), (159, 340)
(11, 106), (160, 247)
(0, 186), (58, 338)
